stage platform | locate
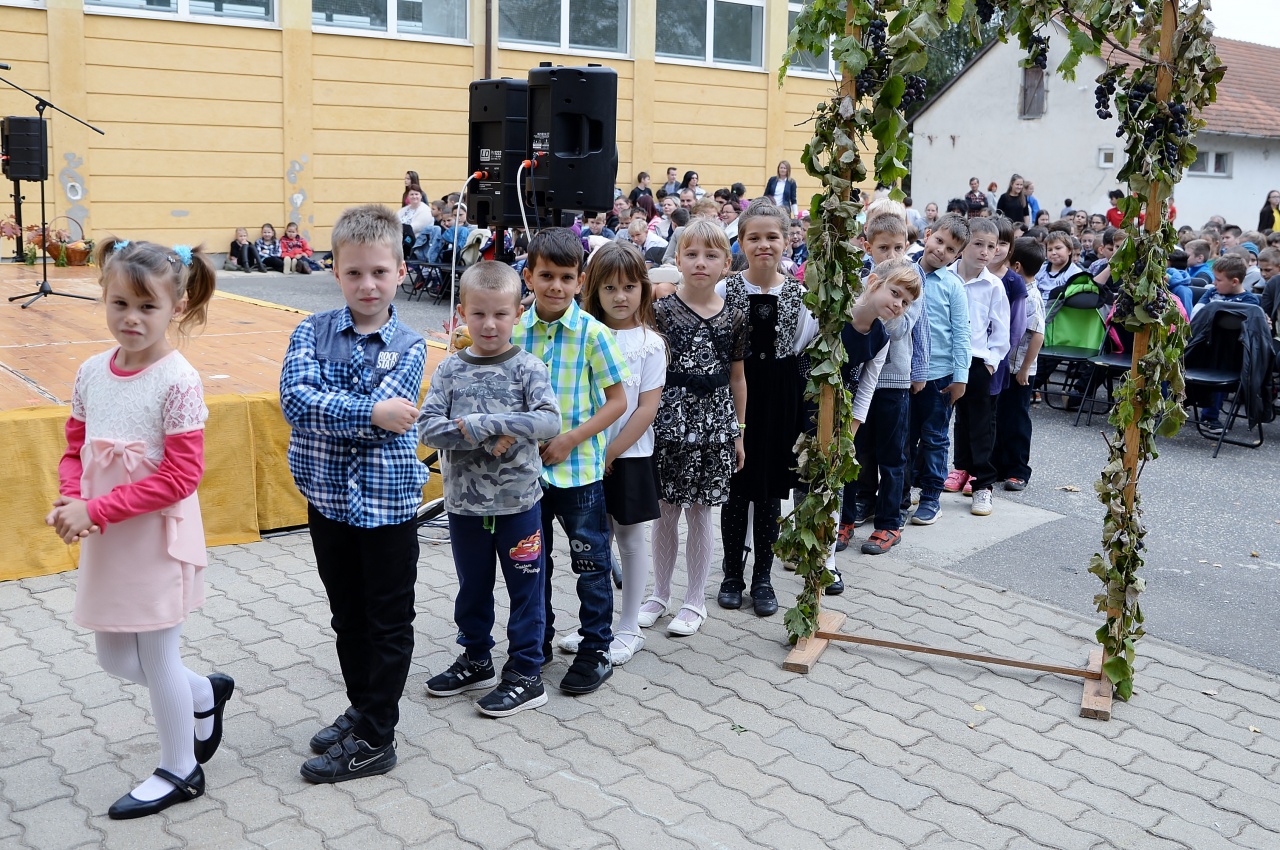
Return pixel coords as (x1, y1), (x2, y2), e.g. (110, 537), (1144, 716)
(1, 264), (447, 581)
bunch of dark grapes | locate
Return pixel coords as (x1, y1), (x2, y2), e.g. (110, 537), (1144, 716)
(976, 0), (995, 24)
(901, 75), (928, 107)
(1144, 290), (1169, 317)
(1026, 32), (1049, 70)
(1094, 71), (1119, 120)
(1114, 291), (1135, 321)
(854, 20), (890, 92)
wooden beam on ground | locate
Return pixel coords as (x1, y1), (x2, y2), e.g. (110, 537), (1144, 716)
(811, 630), (1102, 681)
(783, 611), (847, 673)
(1080, 649), (1113, 720)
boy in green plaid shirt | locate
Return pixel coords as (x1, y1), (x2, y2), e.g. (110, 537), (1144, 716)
(515, 228), (628, 695)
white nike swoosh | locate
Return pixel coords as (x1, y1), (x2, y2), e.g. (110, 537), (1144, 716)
(349, 754), (384, 770)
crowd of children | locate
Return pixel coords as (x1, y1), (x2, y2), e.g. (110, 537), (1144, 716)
(50, 177), (1280, 817)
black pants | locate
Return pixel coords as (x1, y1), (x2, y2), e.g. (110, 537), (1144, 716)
(993, 381), (1034, 482)
(953, 358), (997, 491)
(307, 504), (418, 747)
(262, 255), (285, 272)
(230, 242), (262, 269)
(720, 487), (780, 586)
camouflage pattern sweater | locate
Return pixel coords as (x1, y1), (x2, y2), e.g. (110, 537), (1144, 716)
(418, 346), (561, 516)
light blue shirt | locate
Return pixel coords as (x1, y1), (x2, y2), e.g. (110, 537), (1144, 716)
(918, 264), (972, 382)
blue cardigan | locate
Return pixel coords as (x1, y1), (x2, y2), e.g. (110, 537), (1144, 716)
(764, 176), (797, 211)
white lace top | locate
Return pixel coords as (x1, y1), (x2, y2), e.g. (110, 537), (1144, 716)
(605, 326), (667, 459)
(71, 349), (208, 463)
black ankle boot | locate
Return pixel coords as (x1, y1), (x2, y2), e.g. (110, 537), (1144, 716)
(717, 560), (745, 609)
(750, 573), (778, 617)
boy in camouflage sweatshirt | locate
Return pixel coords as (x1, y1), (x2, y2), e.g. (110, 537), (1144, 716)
(418, 262), (561, 717)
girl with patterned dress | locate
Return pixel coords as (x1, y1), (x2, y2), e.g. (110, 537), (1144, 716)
(559, 243), (666, 664)
(47, 240), (233, 820)
(715, 199), (817, 617)
(638, 220), (747, 637)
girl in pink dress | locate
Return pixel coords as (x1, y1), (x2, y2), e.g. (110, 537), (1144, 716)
(46, 239), (232, 820)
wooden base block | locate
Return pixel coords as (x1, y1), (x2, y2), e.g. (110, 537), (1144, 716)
(1080, 649), (1113, 720)
(783, 611), (847, 673)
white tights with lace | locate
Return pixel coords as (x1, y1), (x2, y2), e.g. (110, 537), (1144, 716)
(647, 501), (713, 623)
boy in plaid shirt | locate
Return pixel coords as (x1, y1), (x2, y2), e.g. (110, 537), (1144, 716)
(280, 204), (427, 783)
(515, 228), (629, 695)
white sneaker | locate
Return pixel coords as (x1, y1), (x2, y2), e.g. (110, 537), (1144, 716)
(910, 487), (921, 506)
(971, 489), (993, 516)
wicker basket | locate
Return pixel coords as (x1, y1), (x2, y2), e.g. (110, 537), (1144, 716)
(37, 217), (91, 266)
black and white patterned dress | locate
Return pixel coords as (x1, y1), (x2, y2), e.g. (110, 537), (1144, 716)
(652, 294), (748, 507)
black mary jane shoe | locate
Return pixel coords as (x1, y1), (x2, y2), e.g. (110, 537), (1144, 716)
(717, 580), (743, 610)
(107, 766), (205, 820)
(193, 673), (235, 764)
(751, 581), (779, 617)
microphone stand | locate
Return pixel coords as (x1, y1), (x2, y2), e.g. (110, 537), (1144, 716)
(0, 73), (105, 308)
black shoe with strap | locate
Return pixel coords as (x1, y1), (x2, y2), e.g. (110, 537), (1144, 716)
(193, 672), (235, 764)
(750, 575), (779, 617)
(717, 558), (745, 609)
(300, 734), (397, 784)
(107, 766), (205, 820)
(309, 706), (363, 754)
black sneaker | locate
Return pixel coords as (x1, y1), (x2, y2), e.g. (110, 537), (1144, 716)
(426, 655), (498, 697)
(309, 706), (362, 754)
(853, 502), (874, 527)
(300, 734), (396, 784)
(477, 671), (548, 717)
(560, 651), (612, 695)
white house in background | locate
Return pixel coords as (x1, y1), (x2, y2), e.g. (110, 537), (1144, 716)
(908, 23), (1280, 230)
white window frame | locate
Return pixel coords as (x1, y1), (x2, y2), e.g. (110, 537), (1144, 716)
(1188, 149), (1231, 178)
(655, 0), (766, 72)
(85, 0), (278, 29)
(0, 0), (46, 10)
(312, 0), (470, 45)
(786, 1), (836, 79)
(497, 0), (631, 59)
(1097, 146), (1116, 169)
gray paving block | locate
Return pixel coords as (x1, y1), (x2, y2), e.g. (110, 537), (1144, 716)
(755, 783), (862, 840)
(354, 786), (456, 844)
(4, 665), (70, 706)
(459, 761), (551, 813)
(912, 797), (1021, 848)
(280, 785), (376, 836)
(96, 808), (185, 850)
(211, 775), (295, 833)
(243, 819), (329, 849)
(667, 811), (758, 850)
(1234, 823), (1280, 850)
(607, 772), (704, 825)
(436, 792), (535, 849)
(980, 741), (1080, 791)
(830, 756), (938, 810)
(681, 781), (780, 832)
(508, 797), (603, 850)
(1138, 784), (1251, 835)
(589, 804), (697, 850)
(0, 750), (74, 810)
(748, 817), (828, 850)
(8, 795), (100, 850)
(1147, 814), (1249, 850)
(322, 823), (397, 849)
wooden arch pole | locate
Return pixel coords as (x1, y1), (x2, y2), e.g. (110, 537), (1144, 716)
(1082, 0), (1179, 720)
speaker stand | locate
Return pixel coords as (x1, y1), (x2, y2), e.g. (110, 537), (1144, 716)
(8, 105), (96, 308)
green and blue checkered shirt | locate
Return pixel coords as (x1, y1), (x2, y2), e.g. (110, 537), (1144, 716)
(514, 300), (629, 489)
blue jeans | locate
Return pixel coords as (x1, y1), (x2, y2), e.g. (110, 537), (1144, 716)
(854, 387), (910, 531)
(539, 482), (615, 657)
(447, 507), (546, 678)
(902, 376), (954, 509)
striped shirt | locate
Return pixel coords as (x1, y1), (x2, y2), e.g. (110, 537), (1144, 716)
(514, 300), (629, 489)
(280, 306), (429, 528)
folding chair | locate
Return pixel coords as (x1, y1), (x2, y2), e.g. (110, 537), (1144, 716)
(1038, 274), (1105, 411)
(1184, 307), (1269, 457)
(1074, 323), (1133, 427)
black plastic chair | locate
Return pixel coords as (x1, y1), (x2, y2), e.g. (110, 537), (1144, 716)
(1184, 310), (1263, 457)
(1074, 323), (1133, 427)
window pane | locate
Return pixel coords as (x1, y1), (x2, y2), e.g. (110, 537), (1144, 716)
(787, 8), (828, 72)
(189, 0), (272, 20)
(656, 0), (707, 60)
(313, 0), (386, 30)
(1189, 152), (1208, 173)
(500, 0), (561, 46)
(1213, 152), (1229, 174)
(713, 1), (762, 66)
(570, 0), (627, 52)
(398, 0), (467, 38)
(86, 0), (175, 13)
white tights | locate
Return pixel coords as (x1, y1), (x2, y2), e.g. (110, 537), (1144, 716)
(649, 501), (713, 621)
(612, 520), (651, 635)
(96, 625), (213, 800)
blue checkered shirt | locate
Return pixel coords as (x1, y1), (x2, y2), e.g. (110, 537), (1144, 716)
(280, 306), (429, 528)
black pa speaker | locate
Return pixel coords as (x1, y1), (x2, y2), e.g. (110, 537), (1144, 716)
(468, 78), (528, 229)
(1, 116), (47, 182)
(526, 64), (618, 216)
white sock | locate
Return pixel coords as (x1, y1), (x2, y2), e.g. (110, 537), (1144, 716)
(613, 520), (650, 634)
(189, 671), (215, 742)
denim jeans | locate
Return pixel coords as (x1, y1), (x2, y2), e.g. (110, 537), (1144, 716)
(901, 376), (954, 510)
(448, 506), (546, 678)
(539, 482), (615, 656)
(854, 387), (910, 530)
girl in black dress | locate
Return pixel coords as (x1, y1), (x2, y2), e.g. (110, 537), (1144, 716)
(715, 199), (817, 617)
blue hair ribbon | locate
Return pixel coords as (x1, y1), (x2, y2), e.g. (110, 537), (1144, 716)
(113, 240), (130, 253)
(172, 245), (193, 267)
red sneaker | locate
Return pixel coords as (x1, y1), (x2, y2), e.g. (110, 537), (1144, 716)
(943, 469), (970, 493)
(835, 522), (854, 552)
(860, 529), (902, 555)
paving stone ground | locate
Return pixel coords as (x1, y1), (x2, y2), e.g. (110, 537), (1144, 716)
(2, 492), (1278, 849)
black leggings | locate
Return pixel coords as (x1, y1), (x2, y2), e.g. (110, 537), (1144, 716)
(720, 486), (781, 583)
(261, 256), (285, 272)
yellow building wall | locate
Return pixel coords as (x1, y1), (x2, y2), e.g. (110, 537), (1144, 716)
(0, 1), (859, 251)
